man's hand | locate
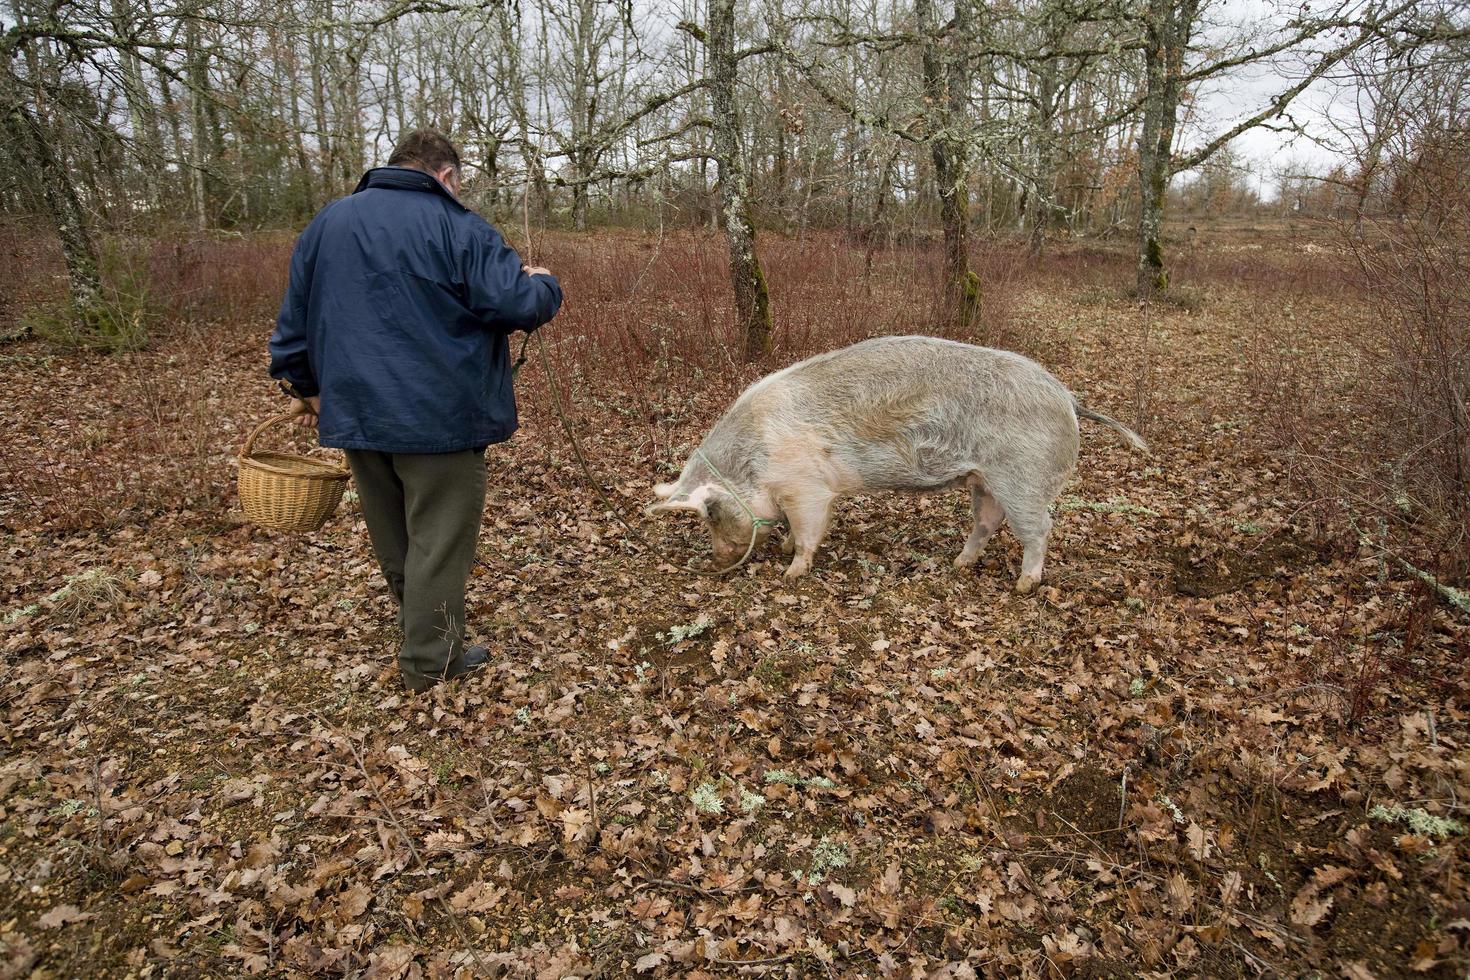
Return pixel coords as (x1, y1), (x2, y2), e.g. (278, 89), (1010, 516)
(523, 265), (552, 277)
(288, 396), (321, 428)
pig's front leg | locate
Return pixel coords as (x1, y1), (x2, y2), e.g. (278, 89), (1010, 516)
(779, 490), (836, 578)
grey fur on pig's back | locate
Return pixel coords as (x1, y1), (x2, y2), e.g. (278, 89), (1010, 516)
(699, 336), (1080, 501)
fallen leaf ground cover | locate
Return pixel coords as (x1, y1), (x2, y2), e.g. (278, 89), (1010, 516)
(1, 224), (1466, 978)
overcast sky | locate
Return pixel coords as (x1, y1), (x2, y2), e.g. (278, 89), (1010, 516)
(1178, 0), (1372, 197)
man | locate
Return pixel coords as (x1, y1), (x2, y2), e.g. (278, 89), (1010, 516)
(268, 129), (562, 692)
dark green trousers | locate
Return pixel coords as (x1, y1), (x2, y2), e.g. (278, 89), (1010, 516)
(345, 448), (487, 692)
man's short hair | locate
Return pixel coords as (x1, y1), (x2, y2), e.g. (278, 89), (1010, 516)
(387, 129), (461, 176)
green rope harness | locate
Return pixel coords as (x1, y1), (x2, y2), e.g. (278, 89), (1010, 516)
(693, 447), (779, 575)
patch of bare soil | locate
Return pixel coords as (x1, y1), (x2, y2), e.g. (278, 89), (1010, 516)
(1169, 535), (1314, 598)
(1042, 767), (1123, 837)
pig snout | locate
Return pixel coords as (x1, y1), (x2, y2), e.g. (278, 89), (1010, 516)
(711, 538), (746, 567)
(710, 520), (765, 567)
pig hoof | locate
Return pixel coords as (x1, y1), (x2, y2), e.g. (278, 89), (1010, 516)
(1015, 575), (1040, 594)
(954, 551), (979, 568)
(784, 562), (810, 580)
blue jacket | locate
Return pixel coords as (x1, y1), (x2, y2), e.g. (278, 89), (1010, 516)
(268, 167), (563, 453)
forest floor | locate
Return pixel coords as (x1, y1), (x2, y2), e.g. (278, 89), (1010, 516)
(0, 223), (1466, 979)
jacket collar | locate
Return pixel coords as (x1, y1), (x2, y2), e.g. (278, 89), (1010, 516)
(353, 166), (466, 209)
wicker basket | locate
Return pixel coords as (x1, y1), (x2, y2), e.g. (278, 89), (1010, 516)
(238, 412), (351, 532)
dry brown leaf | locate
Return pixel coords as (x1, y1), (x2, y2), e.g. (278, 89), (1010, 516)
(36, 904), (92, 929)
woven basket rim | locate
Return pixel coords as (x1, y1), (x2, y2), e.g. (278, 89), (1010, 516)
(241, 451), (350, 481)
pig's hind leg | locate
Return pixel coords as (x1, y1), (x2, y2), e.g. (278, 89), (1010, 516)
(986, 476), (1053, 593)
(955, 478), (1005, 568)
(1007, 502), (1052, 593)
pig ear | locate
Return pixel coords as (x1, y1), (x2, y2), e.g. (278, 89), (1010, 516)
(704, 492), (727, 525)
(644, 484), (713, 518)
(646, 498), (702, 517)
(653, 482), (677, 500)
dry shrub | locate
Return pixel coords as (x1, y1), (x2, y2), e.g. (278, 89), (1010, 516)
(4, 227), (1031, 533)
(518, 228), (1024, 423)
(0, 220), (66, 335)
(1253, 132), (1469, 582)
(0, 223), (293, 346)
(140, 233), (293, 328)
(1185, 237), (1352, 298)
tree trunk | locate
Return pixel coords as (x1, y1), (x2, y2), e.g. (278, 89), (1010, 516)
(497, 3), (549, 222)
(119, 40), (165, 207)
(308, 21), (336, 199)
(773, 114), (787, 225)
(186, 20), (211, 230)
(708, 0), (772, 362)
(1027, 53), (1059, 257)
(156, 66), (187, 188)
(285, 39), (316, 215)
(918, 0), (980, 329)
(336, 41), (366, 188)
(7, 102), (103, 319)
(572, 182), (589, 232)
(1135, 0), (1194, 296)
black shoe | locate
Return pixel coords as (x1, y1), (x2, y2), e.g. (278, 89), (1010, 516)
(456, 644), (489, 674)
(407, 645), (489, 692)
(443, 644), (489, 682)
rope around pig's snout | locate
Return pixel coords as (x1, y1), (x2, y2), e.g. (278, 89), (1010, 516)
(693, 447), (780, 573)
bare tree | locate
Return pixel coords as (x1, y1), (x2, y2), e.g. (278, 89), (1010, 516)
(705, 0), (772, 360)
(1132, 0), (1421, 295)
(917, 0), (980, 326)
(4, 96), (102, 315)
(6, 0), (1465, 344)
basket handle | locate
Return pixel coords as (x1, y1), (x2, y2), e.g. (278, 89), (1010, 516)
(240, 412), (316, 460)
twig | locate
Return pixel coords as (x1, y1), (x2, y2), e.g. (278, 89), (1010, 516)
(1118, 766), (1129, 830)
(1049, 811), (1114, 859)
(711, 952), (793, 969)
(1226, 938), (1274, 975)
(1246, 683), (1347, 702)
(533, 331), (650, 549)
(1233, 909), (1310, 946)
(1345, 514), (1470, 617)
(477, 768), (506, 836)
(635, 877), (723, 899)
(1133, 293), (1153, 433)
(1396, 556), (1470, 616)
(585, 759), (600, 843)
(1009, 861), (1062, 927)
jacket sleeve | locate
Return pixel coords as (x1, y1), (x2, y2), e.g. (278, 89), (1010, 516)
(462, 223), (564, 333)
(268, 226), (320, 398)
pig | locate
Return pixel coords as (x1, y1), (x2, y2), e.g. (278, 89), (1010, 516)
(646, 336), (1147, 592)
